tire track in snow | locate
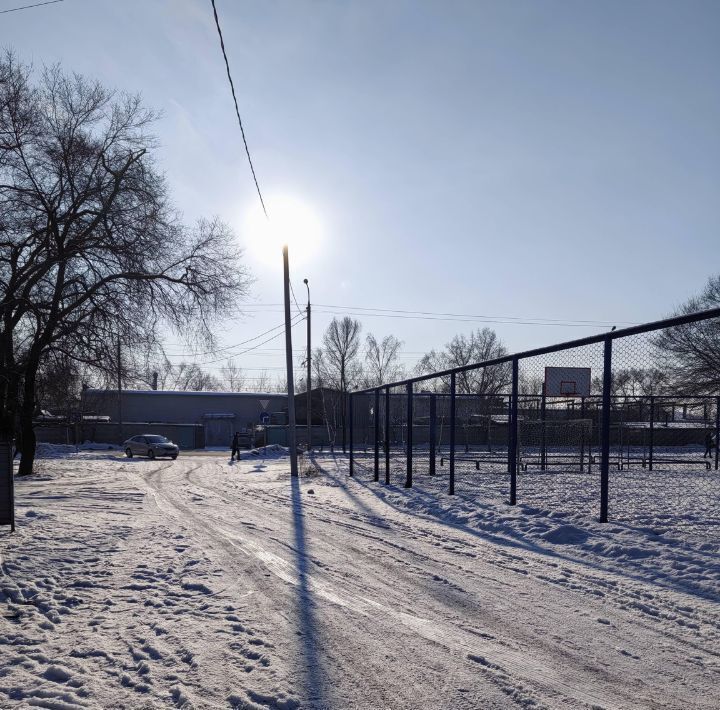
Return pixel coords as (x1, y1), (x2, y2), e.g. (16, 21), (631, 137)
(147, 458), (706, 710)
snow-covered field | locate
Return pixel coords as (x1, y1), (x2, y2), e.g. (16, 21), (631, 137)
(1, 447), (720, 709)
(354, 443), (720, 536)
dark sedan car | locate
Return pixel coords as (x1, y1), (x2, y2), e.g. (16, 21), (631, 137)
(123, 435), (179, 460)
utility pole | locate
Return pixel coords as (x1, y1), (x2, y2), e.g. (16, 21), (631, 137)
(117, 335), (123, 446)
(283, 245), (299, 477)
(304, 278), (311, 452)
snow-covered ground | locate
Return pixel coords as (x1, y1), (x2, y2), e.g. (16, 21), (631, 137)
(354, 443), (720, 536)
(1, 448), (719, 709)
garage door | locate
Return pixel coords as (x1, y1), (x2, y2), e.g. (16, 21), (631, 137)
(204, 419), (233, 448)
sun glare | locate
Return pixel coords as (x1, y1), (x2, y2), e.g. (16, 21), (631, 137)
(242, 194), (324, 266)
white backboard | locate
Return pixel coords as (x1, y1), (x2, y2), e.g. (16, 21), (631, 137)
(544, 366), (591, 397)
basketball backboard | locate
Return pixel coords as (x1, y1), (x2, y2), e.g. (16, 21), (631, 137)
(544, 366), (591, 397)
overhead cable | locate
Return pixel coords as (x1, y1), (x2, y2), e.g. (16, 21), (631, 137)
(199, 313), (305, 365)
(0, 0), (63, 14)
(210, 0), (267, 217)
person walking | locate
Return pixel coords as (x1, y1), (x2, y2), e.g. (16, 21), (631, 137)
(704, 430), (716, 459)
(231, 431), (241, 461)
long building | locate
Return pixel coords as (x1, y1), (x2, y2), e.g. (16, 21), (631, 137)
(81, 389), (288, 447)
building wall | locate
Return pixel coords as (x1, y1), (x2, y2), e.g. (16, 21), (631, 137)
(82, 389), (287, 429)
(35, 423), (205, 449)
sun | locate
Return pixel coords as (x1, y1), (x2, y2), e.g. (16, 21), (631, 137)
(241, 194), (324, 267)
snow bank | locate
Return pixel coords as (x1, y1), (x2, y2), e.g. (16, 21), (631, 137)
(31, 443), (120, 461)
(246, 444), (291, 458)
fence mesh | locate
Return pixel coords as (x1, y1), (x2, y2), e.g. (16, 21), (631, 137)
(412, 378), (452, 493)
(514, 342), (605, 518)
(609, 331), (720, 533)
(349, 391), (373, 480)
(348, 310), (720, 537)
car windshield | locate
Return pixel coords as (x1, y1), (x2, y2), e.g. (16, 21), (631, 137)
(145, 435), (169, 443)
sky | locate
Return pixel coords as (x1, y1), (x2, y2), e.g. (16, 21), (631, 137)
(2, 0), (719, 387)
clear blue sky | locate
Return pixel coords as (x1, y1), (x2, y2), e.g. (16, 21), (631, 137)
(3, 0), (719, 384)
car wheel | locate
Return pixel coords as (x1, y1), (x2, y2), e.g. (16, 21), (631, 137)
(148, 449), (155, 460)
(125, 448), (133, 458)
(171, 454), (178, 460)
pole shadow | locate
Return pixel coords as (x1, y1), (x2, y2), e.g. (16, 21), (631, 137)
(289, 474), (331, 708)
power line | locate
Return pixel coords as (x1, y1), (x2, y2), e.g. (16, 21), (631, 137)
(313, 303), (635, 326)
(213, 302), (635, 327)
(199, 315), (303, 365)
(310, 309), (625, 328)
(209, 0), (267, 217)
(164, 320), (291, 359)
(192, 307), (626, 327)
(289, 280), (304, 317)
(199, 313), (305, 365)
(0, 0), (62, 13)
(212, 366), (305, 371)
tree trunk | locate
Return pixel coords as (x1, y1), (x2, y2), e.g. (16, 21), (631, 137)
(0, 378), (14, 441)
(17, 357), (38, 476)
(0, 331), (17, 441)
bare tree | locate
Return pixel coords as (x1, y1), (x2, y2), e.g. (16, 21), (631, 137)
(519, 373), (544, 396)
(321, 317), (363, 392)
(272, 374), (288, 394)
(310, 347), (341, 447)
(252, 369), (271, 393)
(168, 362), (221, 391)
(0, 55), (250, 473)
(364, 333), (403, 387)
(416, 328), (511, 395)
(222, 359), (246, 392)
(35, 350), (85, 418)
(652, 275), (720, 395)
(148, 358), (171, 391)
(313, 318), (363, 450)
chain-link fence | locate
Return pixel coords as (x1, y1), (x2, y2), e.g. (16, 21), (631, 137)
(348, 308), (720, 536)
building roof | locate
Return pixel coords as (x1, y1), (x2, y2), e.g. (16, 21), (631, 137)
(85, 389), (287, 398)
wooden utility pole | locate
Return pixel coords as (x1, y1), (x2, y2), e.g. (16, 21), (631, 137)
(304, 278), (311, 451)
(283, 246), (298, 477)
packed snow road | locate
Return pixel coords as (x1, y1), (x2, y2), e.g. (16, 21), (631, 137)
(1, 449), (719, 709)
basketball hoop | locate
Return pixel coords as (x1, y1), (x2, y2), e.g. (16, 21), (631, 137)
(544, 367), (591, 397)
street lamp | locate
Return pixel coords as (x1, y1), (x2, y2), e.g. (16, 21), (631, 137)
(283, 244), (298, 477)
(303, 278), (311, 452)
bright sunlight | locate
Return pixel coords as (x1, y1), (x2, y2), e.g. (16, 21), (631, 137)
(241, 194), (325, 267)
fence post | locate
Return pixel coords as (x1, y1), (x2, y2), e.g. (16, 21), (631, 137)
(349, 392), (354, 477)
(449, 372), (456, 495)
(342, 392), (347, 453)
(715, 396), (720, 471)
(540, 389), (547, 469)
(600, 336), (612, 522)
(384, 387), (391, 484)
(648, 394), (655, 471)
(579, 396), (586, 471)
(374, 388), (380, 482)
(405, 382), (413, 488)
(508, 357), (519, 505)
(429, 393), (437, 476)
